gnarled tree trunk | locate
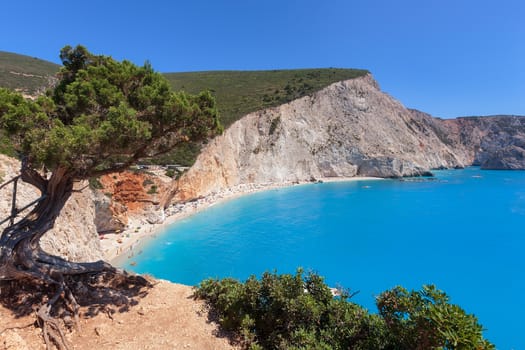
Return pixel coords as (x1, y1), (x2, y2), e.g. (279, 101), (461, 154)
(0, 162), (148, 350)
(0, 164), (111, 282)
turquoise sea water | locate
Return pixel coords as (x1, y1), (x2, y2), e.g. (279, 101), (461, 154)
(120, 168), (525, 349)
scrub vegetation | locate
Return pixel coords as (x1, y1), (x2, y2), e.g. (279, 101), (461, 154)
(165, 68), (369, 129)
(195, 270), (494, 350)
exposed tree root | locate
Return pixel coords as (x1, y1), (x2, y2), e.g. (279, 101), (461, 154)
(37, 303), (69, 350)
(0, 163), (151, 349)
(0, 269), (152, 350)
(0, 322), (34, 336)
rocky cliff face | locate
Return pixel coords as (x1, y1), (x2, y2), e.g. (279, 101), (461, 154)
(0, 155), (103, 262)
(40, 182), (103, 262)
(439, 116), (525, 169)
(174, 75), (464, 200)
(174, 75), (525, 201)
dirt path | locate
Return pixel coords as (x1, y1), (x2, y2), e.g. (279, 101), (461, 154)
(0, 280), (238, 350)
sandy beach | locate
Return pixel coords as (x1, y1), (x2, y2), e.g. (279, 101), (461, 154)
(100, 176), (383, 264)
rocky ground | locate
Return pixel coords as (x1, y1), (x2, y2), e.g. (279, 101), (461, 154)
(0, 280), (238, 350)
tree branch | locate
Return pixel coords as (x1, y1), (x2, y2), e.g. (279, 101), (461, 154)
(19, 158), (47, 193)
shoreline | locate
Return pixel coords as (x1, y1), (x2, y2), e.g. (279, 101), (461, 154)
(100, 176), (383, 264)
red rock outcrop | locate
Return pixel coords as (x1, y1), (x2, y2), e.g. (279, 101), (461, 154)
(96, 170), (172, 230)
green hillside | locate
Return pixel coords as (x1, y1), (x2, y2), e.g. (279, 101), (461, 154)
(0, 51), (368, 164)
(159, 68), (367, 164)
(165, 68), (369, 128)
(0, 51), (368, 128)
(0, 51), (59, 95)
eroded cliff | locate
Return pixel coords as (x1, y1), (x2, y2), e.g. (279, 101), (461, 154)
(440, 115), (525, 169)
(174, 75), (467, 200)
(96, 170), (172, 229)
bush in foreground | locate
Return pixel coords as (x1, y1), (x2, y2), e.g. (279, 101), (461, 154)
(195, 270), (493, 350)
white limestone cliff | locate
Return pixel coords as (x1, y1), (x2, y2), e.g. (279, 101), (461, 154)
(174, 75), (469, 201)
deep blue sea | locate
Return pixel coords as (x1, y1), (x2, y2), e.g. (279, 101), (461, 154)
(119, 168), (525, 349)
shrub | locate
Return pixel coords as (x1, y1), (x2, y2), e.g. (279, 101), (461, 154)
(376, 285), (494, 350)
(269, 117), (281, 136)
(142, 179), (154, 186)
(195, 270), (388, 349)
(88, 177), (103, 190)
(147, 185), (157, 194)
(0, 131), (16, 157)
(195, 270), (494, 350)
(165, 169), (176, 178)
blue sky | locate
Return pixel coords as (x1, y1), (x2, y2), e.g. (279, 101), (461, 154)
(1, 0), (523, 118)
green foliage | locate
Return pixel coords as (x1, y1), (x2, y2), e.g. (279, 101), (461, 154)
(377, 285), (494, 350)
(0, 45), (221, 178)
(195, 271), (493, 350)
(0, 130), (16, 157)
(195, 270), (387, 349)
(268, 116), (281, 136)
(142, 141), (201, 167)
(88, 177), (103, 190)
(165, 68), (369, 129)
(164, 169), (176, 178)
(147, 185), (157, 194)
(142, 179), (154, 186)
